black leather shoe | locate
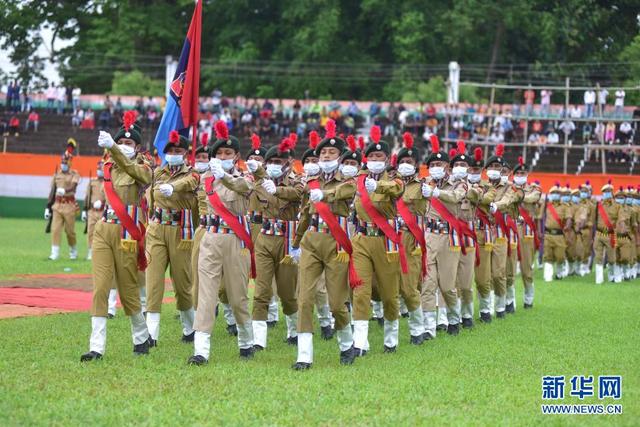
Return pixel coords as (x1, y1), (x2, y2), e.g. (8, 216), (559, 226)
(505, 303), (515, 314)
(291, 362), (312, 370)
(266, 321), (277, 329)
(462, 318), (474, 329)
(147, 337), (157, 348)
(226, 324), (238, 336)
(422, 331), (434, 341)
(354, 347), (368, 357)
(479, 312), (492, 323)
(447, 324), (460, 336)
(181, 331), (195, 343)
(187, 355), (207, 366)
(253, 344), (265, 352)
(410, 334), (424, 345)
(286, 336), (298, 346)
(496, 311), (505, 319)
(524, 303), (533, 309)
(320, 325), (334, 340)
(107, 313), (114, 319)
(401, 312), (409, 318)
(80, 351), (102, 362)
(377, 317), (384, 327)
(239, 347), (255, 360)
(383, 345), (397, 353)
(436, 323), (447, 331)
(133, 339), (150, 356)
(340, 346), (356, 365)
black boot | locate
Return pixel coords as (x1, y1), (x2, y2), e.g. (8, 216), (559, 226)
(340, 346), (356, 365)
(447, 324), (460, 336)
(148, 337), (158, 348)
(354, 347), (368, 357)
(266, 320), (277, 329)
(133, 339), (150, 356)
(181, 331), (195, 343)
(239, 347), (255, 360)
(422, 331), (434, 341)
(286, 336), (298, 346)
(383, 345), (397, 353)
(496, 311), (505, 319)
(401, 312), (409, 318)
(291, 362), (312, 370)
(187, 355), (207, 366)
(226, 324), (238, 336)
(436, 323), (447, 331)
(253, 344), (265, 352)
(410, 334), (424, 345)
(80, 351), (102, 362)
(524, 302), (533, 309)
(505, 302), (515, 314)
(377, 317), (384, 327)
(479, 312), (492, 323)
(320, 325), (334, 340)
(462, 318), (474, 329)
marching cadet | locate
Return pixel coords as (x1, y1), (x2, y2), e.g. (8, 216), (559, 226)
(633, 187), (640, 279)
(623, 186), (638, 280)
(578, 182), (596, 276)
(81, 111), (152, 361)
(352, 125), (405, 354)
(567, 188), (588, 276)
(542, 183), (572, 282)
(614, 186), (634, 282)
(291, 119), (358, 369)
(512, 157), (541, 309)
(46, 139), (80, 260)
(246, 136), (302, 350)
(498, 161), (522, 314)
(395, 133), (426, 342)
(421, 135), (465, 337)
(468, 147), (497, 323)
(593, 181), (619, 284)
(189, 121), (256, 365)
(145, 131), (198, 347)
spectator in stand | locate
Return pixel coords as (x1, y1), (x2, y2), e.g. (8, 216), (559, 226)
(546, 127), (560, 155)
(368, 100), (380, 125)
(72, 86), (81, 111)
(25, 109), (39, 132)
(65, 86), (73, 111)
(582, 123), (593, 142)
(597, 87), (608, 115)
(347, 100), (359, 118)
(619, 121), (632, 144)
(604, 121), (615, 144)
(343, 114), (355, 134)
(532, 119), (543, 134)
(490, 127), (505, 143)
(614, 89), (625, 118)
(8, 115), (19, 136)
(104, 95), (114, 115)
(558, 119), (576, 142)
(425, 103), (436, 118)
(584, 89), (596, 118)
(5, 81), (15, 110)
(523, 85), (535, 116)
(540, 89), (552, 117)
(114, 97), (123, 117)
(72, 109), (84, 127)
(56, 85), (66, 115)
(385, 102), (398, 136)
(263, 99), (274, 111)
(44, 83), (56, 113)
(11, 81), (21, 112)
(98, 109), (111, 130)
(569, 104), (582, 119)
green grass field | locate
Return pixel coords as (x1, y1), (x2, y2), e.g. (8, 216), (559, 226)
(0, 218), (638, 426)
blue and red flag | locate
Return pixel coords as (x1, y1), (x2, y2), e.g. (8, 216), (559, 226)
(153, 0), (202, 162)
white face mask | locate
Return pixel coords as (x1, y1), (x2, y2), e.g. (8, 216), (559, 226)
(96, 170), (104, 178)
(221, 159), (234, 171)
(303, 162), (320, 176)
(429, 166), (445, 181)
(397, 163), (416, 177)
(341, 164), (358, 178)
(319, 159), (339, 174)
(117, 144), (136, 159)
(486, 169), (501, 181)
(500, 175), (509, 185)
(194, 162), (209, 173)
(452, 166), (468, 180)
(266, 164), (283, 179)
(468, 173), (481, 183)
(514, 175), (527, 186)
(165, 154), (184, 166)
(367, 161), (386, 174)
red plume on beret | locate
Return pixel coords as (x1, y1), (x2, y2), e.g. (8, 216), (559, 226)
(403, 132), (414, 150)
(169, 130), (180, 145)
(346, 135), (356, 152)
(390, 153), (398, 168)
(429, 134), (440, 153)
(201, 132), (209, 147)
(278, 137), (294, 153)
(496, 144), (505, 157)
(214, 120), (229, 140)
(456, 140), (466, 155)
(518, 156), (524, 166)
(370, 125), (381, 144)
(449, 148), (457, 158)
(309, 131), (320, 149)
(619, 185), (624, 191)
(251, 133), (261, 150)
(474, 147), (483, 162)
(585, 180), (591, 185)
(325, 119), (336, 139)
(357, 136), (365, 151)
(554, 181), (560, 187)
(289, 132), (298, 147)
(608, 179), (612, 184)
(123, 110), (137, 130)
(566, 182), (570, 188)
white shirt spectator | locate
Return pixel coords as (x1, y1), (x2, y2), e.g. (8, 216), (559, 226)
(72, 87), (81, 99)
(598, 89), (608, 105)
(615, 90), (625, 107)
(584, 90), (596, 104)
(398, 110), (409, 127)
(541, 90), (552, 105)
(57, 86), (66, 102)
(489, 131), (504, 143)
(558, 120), (575, 136)
(619, 121), (632, 135)
(570, 106), (582, 118)
(46, 86), (57, 99)
(547, 131), (560, 145)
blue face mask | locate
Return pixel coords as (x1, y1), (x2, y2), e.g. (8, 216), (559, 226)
(561, 195), (571, 203)
(580, 192), (588, 199)
(602, 192), (612, 200)
(548, 193), (560, 202)
(625, 198), (633, 205)
(615, 198), (625, 205)
(572, 196), (580, 204)
(60, 164), (69, 172)
(635, 199), (640, 206)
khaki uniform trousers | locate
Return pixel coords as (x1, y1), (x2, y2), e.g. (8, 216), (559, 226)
(91, 221), (142, 316)
(617, 237), (634, 265)
(594, 233), (616, 265)
(455, 245), (475, 307)
(297, 232), (351, 333)
(191, 227), (206, 308)
(506, 239), (518, 288)
(421, 232), (460, 311)
(566, 232), (583, 262)
(52, 202), (77, 246)
(352, 234), (400, 322)
(194, 232), (251, 334)
(491, 238), (508, 298)
(145, 222), (193, 313)
(581, 229), (593, 263)
(87, 209), (103, 248)
(474, 227), (493, 298)
(543, 234), (566, 263)
(399, 231), (423, 312)
(517, 225), (535, 288)
(253, 233), (298, 320)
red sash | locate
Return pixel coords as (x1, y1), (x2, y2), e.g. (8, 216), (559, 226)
(356, 175), (408, 274)
(493, 210), (513, 256)
(519, 206), (540, 249)
(103, 163), (147, 271)
(308, 179), (362, 288)
(204, 176), (256, 278)
(597, 202), (617, 248)
(396, 198), (427, 279)
(546, 203), (565, 229)
(505, 214), (521, 261)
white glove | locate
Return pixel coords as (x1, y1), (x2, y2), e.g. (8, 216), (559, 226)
(158, 183), (174, 197)
(44, 208), (51, 220)
(246, 159), (259, 173)
(209, 158), (225, 179)
(98, 130), (115, 148)
(290, 247), (301, 264)
(489, 202), (498, 214)
(364, 177), (377, 193)
(432, 187), (440, 198)
(93, 200), (102, 210)
(421, 183), (433, 198)
(309, 189), (324, 202)
(56, 187), (65, 197)
(261, 179), (277, 195)
(81, 211), (87, 222)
